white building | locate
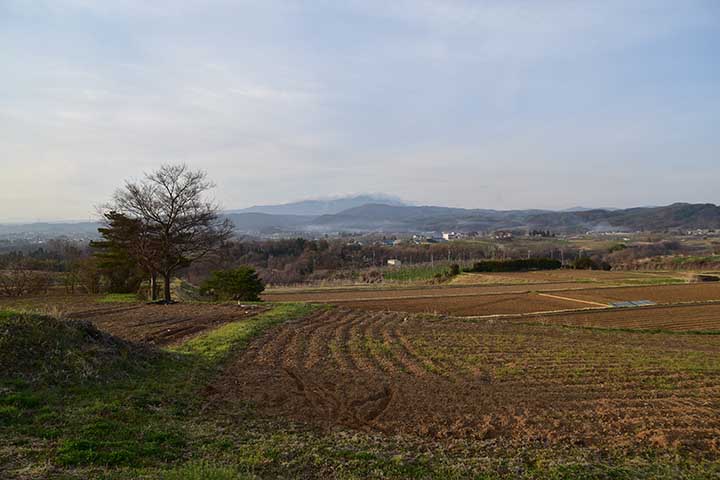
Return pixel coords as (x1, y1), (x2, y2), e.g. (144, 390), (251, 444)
(387, 259), (402, 266)
(442, 231), (463, 241)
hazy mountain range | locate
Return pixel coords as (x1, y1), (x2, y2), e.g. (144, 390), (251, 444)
(226, 198), (720, 235)
(2, 195), (719, 239)
(229, 194), (406, 216)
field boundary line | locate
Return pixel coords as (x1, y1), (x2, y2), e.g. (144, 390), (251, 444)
(536, 293), (609, 308)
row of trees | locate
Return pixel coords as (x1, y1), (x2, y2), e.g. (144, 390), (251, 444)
(93, 164), (233, 303)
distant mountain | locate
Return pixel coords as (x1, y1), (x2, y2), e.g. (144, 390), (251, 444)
(230, 194), (407, 216)
(527, 203), (720, 232)
(562, 206), (619, 212)
(311, 204), (540, 232)
(0, 221), (100, 238)
(224, 212), (315, 234)
(3, 202), (720, 240)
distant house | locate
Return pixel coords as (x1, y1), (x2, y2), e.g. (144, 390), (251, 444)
(442, 231), (464, 241)
(387, 259), (402, 266)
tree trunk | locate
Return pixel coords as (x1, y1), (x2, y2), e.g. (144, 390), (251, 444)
(150, 272), (158, 301)
(163, 272), (172, 303)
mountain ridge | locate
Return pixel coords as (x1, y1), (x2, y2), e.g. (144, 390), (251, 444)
(2, 201), (719, 238)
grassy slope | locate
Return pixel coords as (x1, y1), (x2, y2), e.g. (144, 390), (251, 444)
(1, 305), (719, 479)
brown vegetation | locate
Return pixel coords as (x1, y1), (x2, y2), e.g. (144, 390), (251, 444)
(0, 265), (51, 297)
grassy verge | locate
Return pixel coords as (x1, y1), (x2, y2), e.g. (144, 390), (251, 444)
(0, 303), (315, 479)
(96, 293), (141, 303)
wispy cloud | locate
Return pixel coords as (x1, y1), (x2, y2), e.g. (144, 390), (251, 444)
(1, 1), (718, 220)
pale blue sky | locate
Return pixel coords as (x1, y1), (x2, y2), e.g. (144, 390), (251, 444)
(1, 0), (719, 221)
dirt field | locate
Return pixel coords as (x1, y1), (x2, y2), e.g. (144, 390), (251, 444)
(558, 283), (720, 305)
(69, 303), (268, 346)
(450, 270), (680, 284)
(334, 292), (592, 316)
(263, 282), (601, 303)
(211, 307), (720, 451)
(0, 295), (268, 346)
(529, 303), (720, 332)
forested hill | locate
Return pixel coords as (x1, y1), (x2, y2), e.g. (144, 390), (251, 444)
(227, 202), (720, 234)
(3, 202), (720, 238)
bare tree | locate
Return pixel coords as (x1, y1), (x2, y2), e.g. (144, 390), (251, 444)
(0, 264), (51, 297)
(111, 164), (234, 303)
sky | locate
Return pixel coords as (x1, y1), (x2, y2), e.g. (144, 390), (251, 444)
(1, 0), (719, 221)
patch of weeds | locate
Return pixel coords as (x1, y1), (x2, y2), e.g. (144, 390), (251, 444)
(494, 364), (524, 379)
(0, 391), (43, 409)
(96, 293), (140, 303)
(160, 462), (252, 480)
(0, 404), (21, 425)
(364, 338), (392, 356)
(56, 419), (186, 467)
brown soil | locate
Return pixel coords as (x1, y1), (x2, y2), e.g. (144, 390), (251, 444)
(334, 292), (590, 316)
(559, 283), (720, 305)
(531, 303), (720, 331)
(451, 270), (676, 284)
(209, 307), (720, 452)
(263, 282), (600, 303)
(0, 295), (267, 346)
(70, 303), (268, 346)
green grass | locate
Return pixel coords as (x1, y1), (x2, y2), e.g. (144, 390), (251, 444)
(2, 304), (720, 479)
(672, 255), (720, 265)
(0, 303), (315, 478)
(96, 293), (140, 303)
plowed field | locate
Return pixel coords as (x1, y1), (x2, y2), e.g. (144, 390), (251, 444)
(263, 282), (593, 303)
(558, 283), (720, 305)
(531, 303), (720, 332)
(70, 303), (267, 346)
(334, 292), (594, 316)
(450, 270), (679, 284)
(0, 295), (268, 346)
(211, 307), (720, 452)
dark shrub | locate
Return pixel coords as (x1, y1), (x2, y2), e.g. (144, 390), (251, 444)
(200, 267), (265, 301)
(573, 257), (598, 270)
(464, 258), (561, 273)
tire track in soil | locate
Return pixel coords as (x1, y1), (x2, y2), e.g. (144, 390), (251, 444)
(211, 307), (720, 451)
